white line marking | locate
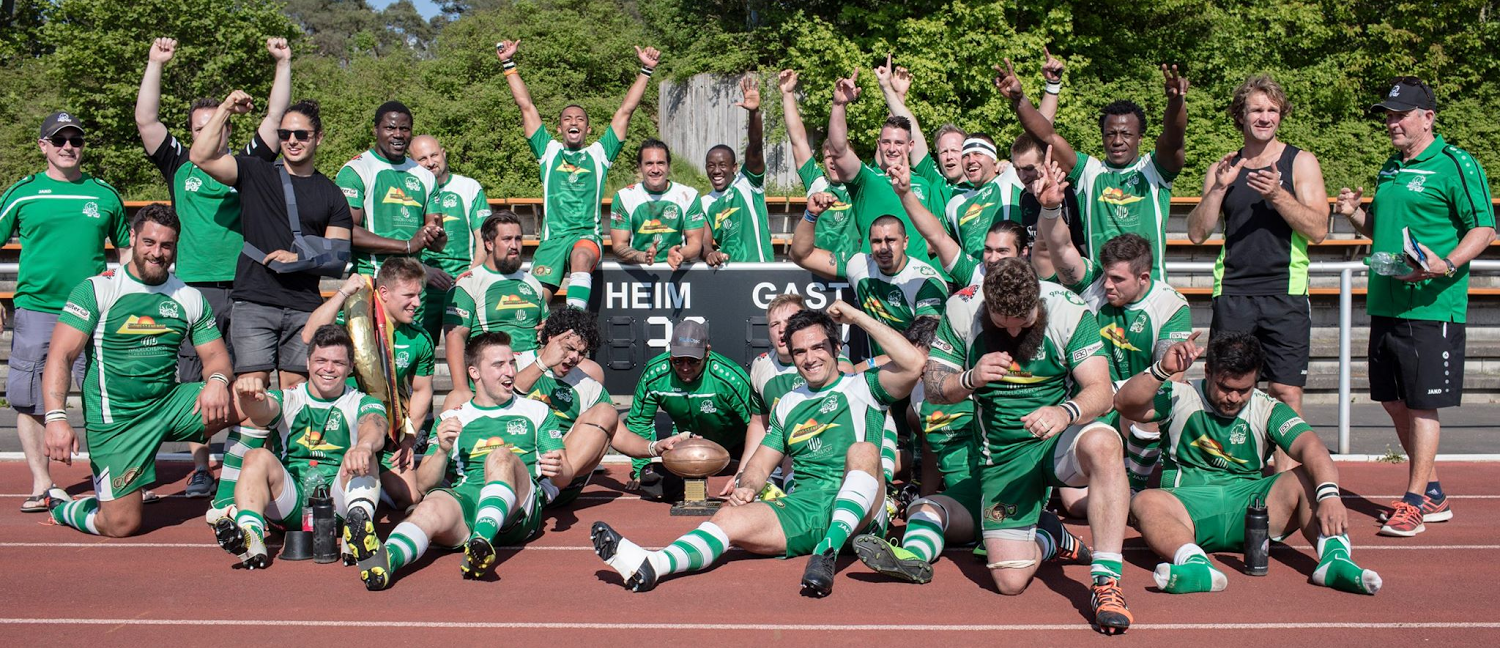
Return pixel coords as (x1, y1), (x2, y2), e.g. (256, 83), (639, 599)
(0, 618), (1494, 631)
(4, 451), (1500, 463)
(3, 542), (1495, 552)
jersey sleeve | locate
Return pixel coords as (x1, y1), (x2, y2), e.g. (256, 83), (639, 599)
(538, 409), (567, 453)
(0, 179), (26, 243)
(1065, 154), (1090, 186)
(1148, 152), (1182, 184)
(796, 158), (822, 193)
(527, 128), (554, 161)
(599, 128), (624, 161)
(684, 192), (707, 230)
(1449, 147), (1495, 230)
(928, 312), (968, 370)
(266, 388), (287, 430)
(1152, 302), (1194, 363)
(608, 190), (629, 231)
(470, 186), (492, 231)
(1265, 398), (1311, 453)
(624, 371), (661, 439)
(358, 394), (388, 419)
(761, 408), (787, 452)
(188, 293), (222, 346)
(1063, 307), (1106, 371)
(914, 277), (949, 318)
(414, 331), (436, 377)
(425, 410), (459, 457)
(1141, 380), (1176, 424)
(243, 131), (279, 161)
(863, 369), (898, 407)
(1064, 261), (1099, 294)
(334, 164), (365, 210)
(718, 361), (758, 425)
(913, 154), (944, 187)
(100, 184), (130, 249)
(742, 167), (765, 189)
(444, 283), (477, 330)
(57, 279), (100, 334)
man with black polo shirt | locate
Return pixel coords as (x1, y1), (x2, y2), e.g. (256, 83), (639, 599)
(1334, 77), (1495, 537)
(134, 36), (291, 495)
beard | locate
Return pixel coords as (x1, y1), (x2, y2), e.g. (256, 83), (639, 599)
(498, 254), (523, 274)
(135, 259), (170, 284)
(982, 302), (1048, 364)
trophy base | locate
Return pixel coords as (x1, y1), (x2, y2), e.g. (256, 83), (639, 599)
(669, 476), (722, 516)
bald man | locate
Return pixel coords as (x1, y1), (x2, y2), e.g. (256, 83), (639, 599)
(409, 134), (492, 341)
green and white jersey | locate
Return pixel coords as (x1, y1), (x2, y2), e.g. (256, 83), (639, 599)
(1143, 380), (1311, 488)
(610, 181), (704, 263)
(1066, 153), (1178, 280)
(945, 251), (986, 289)
(702, 169), (773, 262)
(909, 380), (979, 482)
(750, 352), (806, 415)
(265, 383), (385, 473)
(0, 173), (130, 314)
(929, 281), (1105, 455)
(444, 265), (548, 352)
(423, 173), (491, 275)
(428, 397), (565, 495)
(839, 253), (948, 332)
(334, 311), (436, 389)
(1066, 264), (1193, 381)
(524, 366), (611, 425)
(57, 268), (219, 427)
(943, 167), (1026, 257)
(763, 371), (897, 492)
(529, 128), (623, 239)
(336, 149), (437, 276)
(797, 159), (858, 265)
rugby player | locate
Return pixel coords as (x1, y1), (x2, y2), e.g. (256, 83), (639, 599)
(41, 205), (236, 538)
(611, 139), (707, 269)
(1117, 332), (1381, 595)
(888, 162), (1029, 288)
(496, 38), (659, 309)
(593, 300), (923, 597)
(408, 134), (493, 341)
(338, 101), (443, 281)
(779, 69), (858, 266)
(825, 70), (928, 262)
(701, 75), (770, 263)
(218, 325), (387, 569)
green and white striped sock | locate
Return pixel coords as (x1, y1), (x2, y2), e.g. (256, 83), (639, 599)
(649, 521), (730, 576)
(385, 522), (431, 573)
(813, 470), (880, 555)
(212, 426), (269, 509)
(51, 497), (100, 535)
(901, 509), (946, 562)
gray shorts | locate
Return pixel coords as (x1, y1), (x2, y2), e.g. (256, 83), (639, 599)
(178, 283), (235, 381)
(8, 308), (87, 415)
(229, 300), (309, 375)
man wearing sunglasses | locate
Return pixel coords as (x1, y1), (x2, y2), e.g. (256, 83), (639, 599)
(134, 36), (291, 499)
(1, 111), (130, 514)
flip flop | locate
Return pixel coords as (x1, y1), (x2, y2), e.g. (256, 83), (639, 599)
(20, 485), (71, 513)
(142, 490), (162, 505)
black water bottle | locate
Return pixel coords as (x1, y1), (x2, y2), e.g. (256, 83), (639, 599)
(1244, 496), (1269, 576)
(311, 486), (338, 564)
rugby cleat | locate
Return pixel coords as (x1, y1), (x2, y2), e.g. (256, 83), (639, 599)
(757, 481), (787, 502)
(460, 536), (498, 580)
(343, 506), (379, 562)
(800, 549), (838, 598)
(359, 545), (393, 591)
(590, 521), (658, 592)
(1039, 510), (1092, 565)
(852, 534), (932, 584)
(1090, 576), (1133, 635)
(214, 517), (269, 569)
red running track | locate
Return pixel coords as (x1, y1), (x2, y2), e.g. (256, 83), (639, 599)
(0, 461), (1497, 647)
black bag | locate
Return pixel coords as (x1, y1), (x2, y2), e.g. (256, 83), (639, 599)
(242, 161), (350, 277)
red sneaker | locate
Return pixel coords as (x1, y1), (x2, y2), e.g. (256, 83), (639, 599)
(1378, 495), (1452, 523)
(1378, 501), (1426, 537)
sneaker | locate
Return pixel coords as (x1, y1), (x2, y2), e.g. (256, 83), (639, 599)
(214, 517), (269, 569)
(1377, 495), (1452, 523)
(1090, 576), (1133, 635)
(799, 549), (837, 598)
(184, 469), (215, 499)
(343, 506), (379, 562)
(460, 536), (497, 580)
(1378, 502), (1426, 537)
(852, 534), (932, 584)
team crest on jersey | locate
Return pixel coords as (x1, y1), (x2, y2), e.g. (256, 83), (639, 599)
(507, 420), (529, 436)
(443, 195), (459, 208)
(82, 202), (100, 219)
(700, 400), (718, 414)
(158, 301), (181, 320)
(1129, 317), (1148, 334)
(396, 351), (410, 368)
(403, 177), (421, 192)
(819, 397), (839, 414)
(984, 501), (1017, 523)
(185, 177), (203, 193)
(1229, 423), (1248, 446)
(1406, 175), (1427, 193)
(116, 315), (171, 335)
(553, 388), (573, 404)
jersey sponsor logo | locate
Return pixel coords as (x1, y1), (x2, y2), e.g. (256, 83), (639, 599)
(826, 200), (851, 212)
(471, 436), (520, 458)
(637, 219), (678, 235)
(923, 410), (964, 433)
(554, 161), (591, 181)
(441, 214), (463, 224)
(63, 302), (91, 320)
(788, 418), (838, 445)
(930, 338), (954, 354)
(1190, 435), (1249, 469)
(342, 187), (359, 199)
(1098, 187), (1144, 206)
(533, 264), (553, 277)
(1168, 330), (1192, 340)
(960, 202), (994, 227)
(82, 202), (100, 219)
(1072, 342), (1103, 363)
(494, 294), (534, 311)
(185, 177), (203, 193)
(111, 466), (143, 492)
(1099, 323), (1142, 352)
(158, 301), (181, 320)
(116, 315), (172, 335)
(984, 501), (1017, 524)
(713, 207), (739, 231)
(381, 186), (424, 207)
(449, 306), (470, 319)
(296, 426), (345, 454)
(956, 285), (979, 300)
(860, 294), (902, 325)
(1278, 417), (1305, 436)
(999, 360), (1046, 384)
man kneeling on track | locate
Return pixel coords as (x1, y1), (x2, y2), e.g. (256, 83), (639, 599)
(1116, 331), (1381, 595)
(355, 331), (569, 590)
(216, 325), (386, 569)
(592, 301), (922, 597)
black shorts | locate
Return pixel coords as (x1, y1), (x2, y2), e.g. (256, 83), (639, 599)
(1369, 315), (1464, 409)
(1210, 294), (1310, 387)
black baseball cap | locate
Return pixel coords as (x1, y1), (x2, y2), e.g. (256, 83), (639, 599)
(39, 111), (85, 139)
(669, 320), (710, 359)
(1371, 77), (1436, 113)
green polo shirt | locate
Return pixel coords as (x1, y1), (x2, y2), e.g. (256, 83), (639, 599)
(1367, 135), (1494, 323)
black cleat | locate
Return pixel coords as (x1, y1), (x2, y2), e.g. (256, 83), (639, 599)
(625, 556), (659, 593)
(590, 521), (622, 561)
(1039, 510), (1092, 565)
(214, 517), (269, 569)
(460, 536), (497, 580)
(800, 549), (837, 597)
(343, 506), (378, 563)
(359, 546), (393, 591)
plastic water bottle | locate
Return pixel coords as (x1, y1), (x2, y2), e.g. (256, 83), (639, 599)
(1243, 496), (1270, 576)
(300, 460), (328, 532)
(1366, 252), (1408, 277)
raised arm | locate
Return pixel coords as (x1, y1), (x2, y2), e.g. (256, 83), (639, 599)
(1247, 150), (1329, 243)
(134, 37), (176, 155)
(874, 54), (928, 162)
(828, 301), (922, 400)
(495, 39), (543, 137)
(779, 69), (814, 169)
(738, 74), (765, 175)
(1155, 64), (1189, 175)
(995, 59), (1077, 171)
(1116, 331), (1201, 422)
(1034, 147), (1088, 285)
(889, 162), (960, 267)
(189, 90), (254, 186)
(302, 275), (366, 344)
(258, 38), (293, 147)
(231, 375), (283, 430)
(1037, 46), (1065, 122)
(826, 70), (866, 182)
(789, 192), (841, 280)
(1332, 187), (1370, 238)
(610, 45), (661, 142)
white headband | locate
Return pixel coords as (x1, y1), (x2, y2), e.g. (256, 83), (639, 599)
(961, 138), (998, 161)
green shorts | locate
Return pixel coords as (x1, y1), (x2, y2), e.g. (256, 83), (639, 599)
(1167, 473), (1285, 553)
(268, 461), (342, 526)
(421, 284), (452, 343)
(530, 232), (602, 288)
(978, 421), (1104, 538)
(86, 382), (209, 501)
(427, 478), (543, 549)
(936, 473), (983, 530)
(767, 486), (889, 558)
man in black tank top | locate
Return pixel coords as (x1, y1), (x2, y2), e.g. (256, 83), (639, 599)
(1187, 75), (1330, 466)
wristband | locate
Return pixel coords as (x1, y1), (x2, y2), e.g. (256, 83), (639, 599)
(209, 372), (230, 386)
(501, 59), (516, 70)
(647, 439), (660, 458)
(1148, 361), (1173, 382)
(640, 66), (655, 77)
(1060, 400), (1081, 424)
(734, 473), (744, 489)
(503, 68), (519, 77)
(865, 357), (879, 370)
(959, 369), (977, 391)
(405, 240), (411, 254)
(802, 209), (819, 224)
(1044, 80), (1063, 95)
(1039, 204), (1062, 220)
(1315, 482), (1340, 502)
(44, 409), (68, 424)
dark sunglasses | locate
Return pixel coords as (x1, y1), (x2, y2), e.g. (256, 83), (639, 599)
(670, 356), (704, 366)
(48, 135), (84, 148)
(276, 129), (314, 142)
